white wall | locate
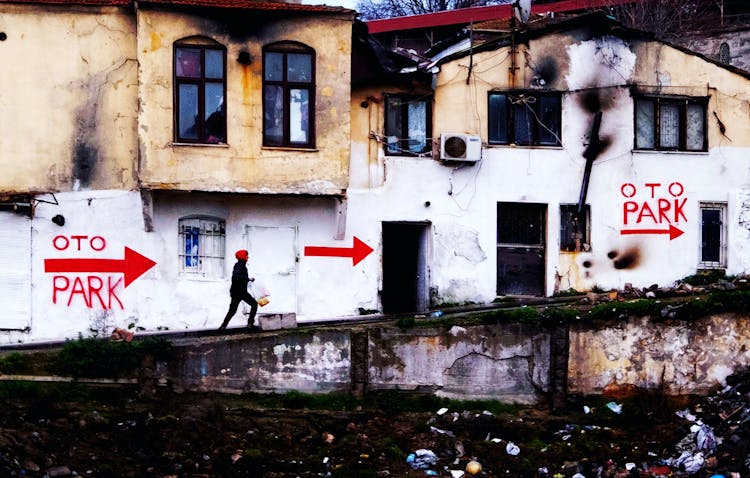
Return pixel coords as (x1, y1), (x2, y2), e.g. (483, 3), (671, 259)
(6, 190), (376, 344)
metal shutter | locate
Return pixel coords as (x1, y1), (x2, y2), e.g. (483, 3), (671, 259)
(0, 212), (31, 330)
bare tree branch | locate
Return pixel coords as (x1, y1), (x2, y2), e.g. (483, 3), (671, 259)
(357, 0), (509, 20)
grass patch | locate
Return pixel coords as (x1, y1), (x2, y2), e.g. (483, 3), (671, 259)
(53, 336), (173, 379)
(0, 352), (29, 374)
(681, 269), (728, 286)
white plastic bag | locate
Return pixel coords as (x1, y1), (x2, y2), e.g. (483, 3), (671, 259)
(248, 280), (270, 307)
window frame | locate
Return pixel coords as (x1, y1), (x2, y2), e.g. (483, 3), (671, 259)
(560, 204), (590, 253)
(699, 202), (727, 269)
(633, 95), (708, 152)
(262, 41), (316, 149)
(173, 39), (227, 145)
(487, 91), (562, 147)
(383, 93), (433, 156)
(178, 216), (226, 279)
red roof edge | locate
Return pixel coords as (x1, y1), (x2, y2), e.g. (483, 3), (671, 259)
(366, 0), (627, 34)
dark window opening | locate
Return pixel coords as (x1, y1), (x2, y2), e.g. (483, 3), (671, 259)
(700, 203), (726, 267)
(263, 42), (315, 148)
(384, 94), (432, 155)
(488, 92), (561, 146)
(560, 204), (590, 252)
(634, 95), (707, 152)
(174, 41), (226, 144)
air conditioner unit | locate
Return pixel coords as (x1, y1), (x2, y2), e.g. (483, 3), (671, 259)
(440, 133), (482, 162)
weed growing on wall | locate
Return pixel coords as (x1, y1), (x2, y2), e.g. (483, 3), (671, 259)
(53, 335), (173, 379)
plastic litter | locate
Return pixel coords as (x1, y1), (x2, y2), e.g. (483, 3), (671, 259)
(437, 407), (449, 415)
(430, 310), (443, 317)
(406, 449), (438, 470)
(506, 441), (520, 456)
(605, 402), (622, 414)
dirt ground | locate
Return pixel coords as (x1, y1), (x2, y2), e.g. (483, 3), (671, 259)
(0, 382), (746, 478)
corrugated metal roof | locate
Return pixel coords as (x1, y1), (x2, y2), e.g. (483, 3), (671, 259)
(366, 0), (629, 34)
(0, 0), (352, 13)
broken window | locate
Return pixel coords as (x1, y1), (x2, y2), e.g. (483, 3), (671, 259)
(179, 217), (226, 278)
(488, 92), (561, 146)
(560, 204), (590, 252)
(263, 42), (315, 148)
(634, 95), (707, 152)
(700, 202), (726, 268)
(174, 39), (226, 144)
(384, 94), (432, 155)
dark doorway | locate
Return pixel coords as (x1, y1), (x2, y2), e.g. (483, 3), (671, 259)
(497, 202), (546, 296)
(382, 222), (430, 314)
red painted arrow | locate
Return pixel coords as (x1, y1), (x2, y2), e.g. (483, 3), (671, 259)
(620, 224), (684, 240)
(44, 247), (157, 287)
(304, 236), (374, 266)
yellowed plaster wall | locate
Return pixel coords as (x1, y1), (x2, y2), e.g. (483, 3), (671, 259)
(632, 40), (750, 148)
(137, 9), (353, 195)
(433, 32), (750, 148)
(0, 5), (138, 194)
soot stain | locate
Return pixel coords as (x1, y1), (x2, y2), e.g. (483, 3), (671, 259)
(577, 89), (616, 115)
(535, 56), (558, 85)
(610, 246), (641, 270)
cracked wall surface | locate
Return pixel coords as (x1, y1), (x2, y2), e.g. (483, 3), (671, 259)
(568, 314), (750, 395)
(367, 323), (550, 403)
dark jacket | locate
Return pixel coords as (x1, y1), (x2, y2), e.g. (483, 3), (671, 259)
(229, 260), (250, 296)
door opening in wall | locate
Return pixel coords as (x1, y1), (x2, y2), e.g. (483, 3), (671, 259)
(497, 202), (546, 296)
(381, 222), (430, 314)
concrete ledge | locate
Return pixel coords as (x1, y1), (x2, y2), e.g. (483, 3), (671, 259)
(258, 313), (297, 331)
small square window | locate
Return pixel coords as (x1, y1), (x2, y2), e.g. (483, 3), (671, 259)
(634, 95), (707, 152)
(560, 204), (590, 252)
(488, 92), (561, 146)
(384, 95), (432, 155)
(179, 217), (226, 278)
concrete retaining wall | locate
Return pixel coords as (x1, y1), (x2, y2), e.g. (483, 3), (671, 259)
(157, 313), (750, 403)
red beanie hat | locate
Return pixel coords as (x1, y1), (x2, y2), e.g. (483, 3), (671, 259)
(235, 249), (248, 260)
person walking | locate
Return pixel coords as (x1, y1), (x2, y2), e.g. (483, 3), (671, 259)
(219, 249), (258, 330)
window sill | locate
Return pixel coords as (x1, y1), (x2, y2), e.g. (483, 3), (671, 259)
(487, 144), (563, 150)
(384, 153), (434, 159)
(178, 274), (225, 282)
(173, 142), (230, 148)
(262, 146), (318, 152)
(632, 149), (708, 155)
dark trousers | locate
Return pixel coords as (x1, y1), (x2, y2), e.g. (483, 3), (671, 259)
(219, 291), (258, 330)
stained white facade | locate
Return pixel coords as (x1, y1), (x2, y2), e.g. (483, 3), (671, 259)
(3, 10), (750, 344)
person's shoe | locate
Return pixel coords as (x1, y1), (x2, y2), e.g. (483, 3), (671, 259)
(247, 324), (260, 332)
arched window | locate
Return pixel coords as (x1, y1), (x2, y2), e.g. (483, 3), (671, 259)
(179, 216), (226, 278)
(719, 42), (730, 65)
(174, 37), (227, 144)
(263, 41), (315, 148)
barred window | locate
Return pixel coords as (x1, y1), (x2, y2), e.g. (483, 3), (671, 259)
(634, 96), (707, 152)
(179, 216), (225, 278)
(560, 204), (590, 252)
